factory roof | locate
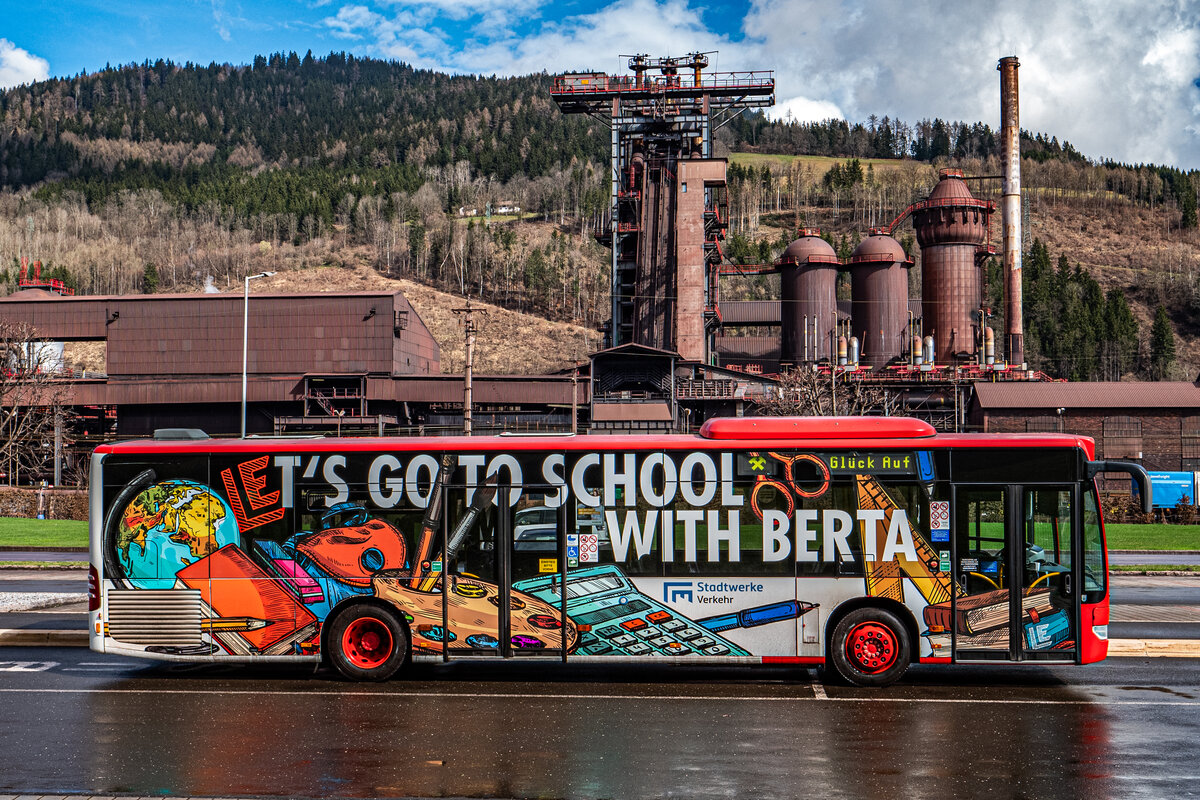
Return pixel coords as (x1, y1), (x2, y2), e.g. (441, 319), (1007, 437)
(849, 234), (911, 264)
(779, 234), (838, 265)
(928, 173), (977, 203)
(973, 381), (1200, 410)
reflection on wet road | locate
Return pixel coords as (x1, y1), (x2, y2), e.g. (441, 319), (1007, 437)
(1, 651), (1199, 799)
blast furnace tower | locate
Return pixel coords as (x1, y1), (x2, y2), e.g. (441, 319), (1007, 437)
(912, 170), (993, 363)
(779, 229), (840, 366)
(848, 229), (914, 369)
(551, 55), (775, 361)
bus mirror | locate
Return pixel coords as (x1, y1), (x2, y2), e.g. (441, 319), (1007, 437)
(1086, 460), (1152, 514)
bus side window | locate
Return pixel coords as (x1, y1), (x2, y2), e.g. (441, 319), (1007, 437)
(1024, 488), (1073, 601)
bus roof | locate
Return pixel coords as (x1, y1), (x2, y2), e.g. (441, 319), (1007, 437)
(94, 418), (1096, 460)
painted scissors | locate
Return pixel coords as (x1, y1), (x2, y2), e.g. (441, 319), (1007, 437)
(748, 452), (831, 520)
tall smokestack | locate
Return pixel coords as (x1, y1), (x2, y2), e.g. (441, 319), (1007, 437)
(999, 56), (1023, 367)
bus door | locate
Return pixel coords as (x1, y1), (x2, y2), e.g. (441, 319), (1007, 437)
(440, 479), (570, 659)
(951, 485), (1077, 662)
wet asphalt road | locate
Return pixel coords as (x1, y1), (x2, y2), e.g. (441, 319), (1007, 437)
(0, 568), (82, 594)
(0, 648), (1199, 799)
(2, 570), (1200, 799)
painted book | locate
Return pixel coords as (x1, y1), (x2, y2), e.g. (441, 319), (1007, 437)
(923, 588), (1058, 635)
(175, 544), (318, 655)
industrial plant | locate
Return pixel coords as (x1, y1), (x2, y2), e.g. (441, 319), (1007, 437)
(546, 53), (1043, 427)
(5, 54), (1200, 483)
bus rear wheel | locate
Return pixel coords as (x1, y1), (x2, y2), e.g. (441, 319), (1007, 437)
(327, 604), (409, 682)
(830, 607), (911, 687)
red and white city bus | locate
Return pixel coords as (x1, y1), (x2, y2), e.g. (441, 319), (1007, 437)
(87, 416), (1149, 686)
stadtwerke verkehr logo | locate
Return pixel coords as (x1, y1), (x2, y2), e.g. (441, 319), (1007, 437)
(663, 581), (694, 603)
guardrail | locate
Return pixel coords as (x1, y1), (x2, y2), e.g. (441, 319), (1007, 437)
(552, 72), (775, 95)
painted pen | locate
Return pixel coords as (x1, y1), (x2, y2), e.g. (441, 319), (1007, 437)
(697, 600), (817, 633)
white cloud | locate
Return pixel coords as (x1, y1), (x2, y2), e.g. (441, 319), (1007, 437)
(769, 96), (844, 124)
(380, 0), (547, 23)
(740, 0), (1200, 168)
(327, 0), (733, 74)
(0, 39), (50, 89)
(326, 5), (447, 62)
(212, 0), (233, 42)
(457, 0), (730, 75)
(324, 0), (1200, 167)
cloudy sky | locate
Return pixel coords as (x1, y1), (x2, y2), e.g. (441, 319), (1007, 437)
(3, 0), (1198, 169)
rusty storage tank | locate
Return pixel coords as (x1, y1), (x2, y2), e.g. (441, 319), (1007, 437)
(913, 169), (992, 363)
(848, 228), (914, 369)
(780, 228), (840, 364)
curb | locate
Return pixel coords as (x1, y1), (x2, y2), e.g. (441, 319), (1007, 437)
(0, 629), (89, 646)
(1112, 550), (1200, 555)
(1107, 639), (1200, 658)
(0, 546), (88, 553)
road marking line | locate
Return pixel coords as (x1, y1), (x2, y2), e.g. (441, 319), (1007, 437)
(0, 687), (1197, 706)
(0, 662), (58, 672)
(807, 668), (827, 699)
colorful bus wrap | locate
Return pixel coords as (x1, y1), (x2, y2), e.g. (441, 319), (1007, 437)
(88, 417), (1149, 686)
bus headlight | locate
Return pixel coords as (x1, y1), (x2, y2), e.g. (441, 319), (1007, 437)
(1092, 624), (1108, 641)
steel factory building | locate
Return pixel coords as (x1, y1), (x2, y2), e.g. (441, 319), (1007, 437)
(0, 289), (582, 440)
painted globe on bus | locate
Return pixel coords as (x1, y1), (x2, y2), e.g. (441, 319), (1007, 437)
(116, 480), (240, 589)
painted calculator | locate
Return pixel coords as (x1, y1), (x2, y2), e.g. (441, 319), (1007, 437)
(513, 565), (751, 657)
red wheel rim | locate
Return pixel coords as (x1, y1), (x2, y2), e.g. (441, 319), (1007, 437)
(341, 617), (393, 670)
(845, 621), (898, 674)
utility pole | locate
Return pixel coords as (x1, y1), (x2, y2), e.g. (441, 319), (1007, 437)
(571, 362), (579, 434)
(830, 311), (838, 417)
(452, 300), (486, 435)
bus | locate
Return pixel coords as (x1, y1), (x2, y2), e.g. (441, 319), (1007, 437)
(87, 416), (1149, 687)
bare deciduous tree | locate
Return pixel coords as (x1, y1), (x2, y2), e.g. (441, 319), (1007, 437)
(0, 320), (69, 485)
(755, 367), (905, 418)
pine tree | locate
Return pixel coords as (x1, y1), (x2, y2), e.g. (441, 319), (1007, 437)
(1150, 305), (1176, 380)
(142, 262), (159, 294)
(1102, 289), (1139, 380)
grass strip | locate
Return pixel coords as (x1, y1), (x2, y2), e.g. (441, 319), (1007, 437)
(1104, 523), (1200, 551)
(0, 517), (88, 548)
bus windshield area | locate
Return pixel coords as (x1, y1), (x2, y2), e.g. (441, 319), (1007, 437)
(1083, 482), (1106, 602)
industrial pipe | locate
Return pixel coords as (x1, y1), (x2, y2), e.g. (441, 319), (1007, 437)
(999, 56), (1024, 367)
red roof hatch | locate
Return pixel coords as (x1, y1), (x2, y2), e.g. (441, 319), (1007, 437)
(699, 416), (937, 440)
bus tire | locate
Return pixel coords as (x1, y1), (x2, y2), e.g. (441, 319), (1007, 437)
(327, 604), (409, 682)
(830, 607), (910, 687)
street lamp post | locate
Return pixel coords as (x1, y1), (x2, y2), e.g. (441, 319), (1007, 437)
(242, 271), (276, 438)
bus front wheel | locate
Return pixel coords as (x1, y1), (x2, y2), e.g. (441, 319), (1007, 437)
(829, 607), (911, 687)
(327, 604), (409, 681)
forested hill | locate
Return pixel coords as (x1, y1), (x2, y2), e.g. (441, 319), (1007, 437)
(3, 51), (1196, 222)
(0, 52), (607, 215)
